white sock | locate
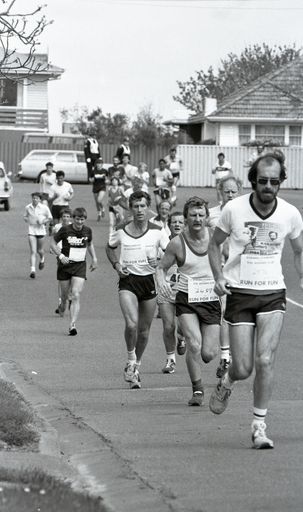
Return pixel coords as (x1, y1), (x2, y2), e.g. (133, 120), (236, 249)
(127, 349), (136, 364)
(220, 346), (230, 362)
(252, 407), (267, 427)
(166, 352), (176, 362)
(30, 266), (35, 272)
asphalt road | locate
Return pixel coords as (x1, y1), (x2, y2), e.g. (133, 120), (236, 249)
(1, 182), (303, 512)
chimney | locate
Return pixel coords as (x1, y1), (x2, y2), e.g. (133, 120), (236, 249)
(204, 98), (217, 116)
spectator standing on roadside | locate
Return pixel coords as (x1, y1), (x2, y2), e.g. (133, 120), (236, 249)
(116, 136), (131, 162)
(212, 152), (233, 202)
(49, 171), (74, 226)
(24, 192), (52, 279)
(84, 132), (101, 180)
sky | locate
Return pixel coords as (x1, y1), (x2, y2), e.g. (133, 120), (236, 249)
(21, 0), (303, 131)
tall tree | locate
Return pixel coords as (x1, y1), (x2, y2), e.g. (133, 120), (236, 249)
(174, 43), (301, 114)
(0, 1), (51, 79)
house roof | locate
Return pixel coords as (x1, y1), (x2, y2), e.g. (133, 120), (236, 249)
(209, 56), (303, 120)
(188, 56), (303, 123)
(0, 51), (64, 77)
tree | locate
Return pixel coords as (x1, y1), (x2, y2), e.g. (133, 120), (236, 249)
(0, 1), (51, 80)
(131, 104), (177, 148)
(174, 44), (301, 114)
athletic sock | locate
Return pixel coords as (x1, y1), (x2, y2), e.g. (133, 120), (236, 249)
(127, 349), (136, 364)
(30, 266), (35, 272)
(192, 379), (203, 393)
(166, 352), (176, 363)
(252, 407), (267, 427)
(221, 372), (234, 389)
(220, 346), (230, 362)
(40, 257), (45, 263)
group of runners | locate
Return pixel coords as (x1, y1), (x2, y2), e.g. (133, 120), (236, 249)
(23, 148), (303, 450)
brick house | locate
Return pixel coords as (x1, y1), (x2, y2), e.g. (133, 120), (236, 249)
(173, 56), (303, 147)
(0, 52), (64, 135)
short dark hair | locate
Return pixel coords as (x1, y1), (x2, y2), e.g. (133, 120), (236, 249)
(31, 192), (41, 199)
(56, 170), (65, 178)
(73, 207), (87, 219)
(218, 152), (225, 158)
(60, 207), (72, 217)
(159, 158), (166, 165)
(183, 196), (209, 218)
(46, 161), (54, 167)
(248, 152), (287, 189)
(168, 210), (184, 226)
(129, 190), (151, 208)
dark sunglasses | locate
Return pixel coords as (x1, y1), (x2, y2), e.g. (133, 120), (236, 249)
(257, 177), (280, 186)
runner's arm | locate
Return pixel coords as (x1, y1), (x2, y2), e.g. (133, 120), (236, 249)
(208, 227), (231, 295)
(289, 234), (303, 289)
(155, 238), (178, 297)
(87, 241), (98, 271)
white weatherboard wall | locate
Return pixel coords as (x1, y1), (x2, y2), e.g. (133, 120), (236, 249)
(178, 145), (303, 188)
(219, 124), (239, 145)
(26, 79), (48, 109)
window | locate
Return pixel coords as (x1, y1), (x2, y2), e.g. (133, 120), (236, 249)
(289, 126), (302, 146)
(239, 125), (251, 144)
(76, 153), (85, 163)
(0, 79), (17, 106)
(56, 152), (75, 162)
(28, 152), (55, 160)
(255, 125), (285, 144)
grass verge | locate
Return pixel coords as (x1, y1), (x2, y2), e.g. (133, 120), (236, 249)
(0, 468), (108, 511)
(0, 379), (39, 448)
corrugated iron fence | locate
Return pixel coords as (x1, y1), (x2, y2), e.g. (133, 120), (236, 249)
(1, 140), (303, 188)
(178, 145), (303, 189)
(0, 141), (171, 176)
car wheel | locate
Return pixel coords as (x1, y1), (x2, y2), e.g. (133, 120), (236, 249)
(4, 200), (10, 211)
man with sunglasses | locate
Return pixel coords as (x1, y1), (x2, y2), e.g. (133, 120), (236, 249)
(208, 152), (303, 449)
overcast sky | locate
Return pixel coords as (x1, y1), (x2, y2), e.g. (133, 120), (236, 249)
(25, 0), (303, 131)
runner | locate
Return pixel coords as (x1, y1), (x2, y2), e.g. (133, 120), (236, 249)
(91, 157), (108, 221)
(211, 152), (233, 202)
(51, 207), (72, 314)
(38, 161), (56, 204)
(105, 190), (170, 389)
(155, 211), (186, 374)
(151, 158), (174, 212)
(107, 177), (125, 235)
(156, 197), (221, 405)
(23, 192), (52, 278)
(150, 200), (172, 236)
(49, 170), (74, 226)
(208, 152), (303, 449)
(50, 207), (98, 336)
(164, 146), (182, 206)
(208, 175), (242, 378)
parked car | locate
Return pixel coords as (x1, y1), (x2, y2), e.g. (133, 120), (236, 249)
(0, 162), (13, 211)
(17, 150), (109, 183)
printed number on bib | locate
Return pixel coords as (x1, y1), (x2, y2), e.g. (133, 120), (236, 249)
(69, 247), (86, 262)
(188, 277), (218, 303)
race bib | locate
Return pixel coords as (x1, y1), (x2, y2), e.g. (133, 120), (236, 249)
(188, 277), (218, 303)
(69, 247), (86, 262)
(122, 247), (147, 266)
(240, 253), (283, 289)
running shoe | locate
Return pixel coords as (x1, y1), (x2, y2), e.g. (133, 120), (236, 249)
(177, 338), (186, 355)
(55, 307), (60, 314)
(69, 325), (77, 336)
(30, 271), (35, 279)
(216, 358), (230, 379)
(162, 359), (176, 374)
(209, 382), (232, 414)
(129, 367), (141, 389)
(252, 422), (274, 449)
(124, 362), (136, 383)
(188, 390), (204, 406)
(39, 261), (45, 270)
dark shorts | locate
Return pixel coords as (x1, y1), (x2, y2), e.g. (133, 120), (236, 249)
(172, 171), (180, 179)
(153, 188), (171, 200)
(28, 234), (44, 239)
(118, 273), (156, 302)
(52, 205), (66, 220)
(175, 291), (222, 325)
(57, 261), (87, 281)
(93, 185), (106, 194)
(41, 193), (49, 202)
(225, 290), (286, 325)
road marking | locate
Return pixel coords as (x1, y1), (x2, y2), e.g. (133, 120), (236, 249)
(287, 297), (303, 309)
